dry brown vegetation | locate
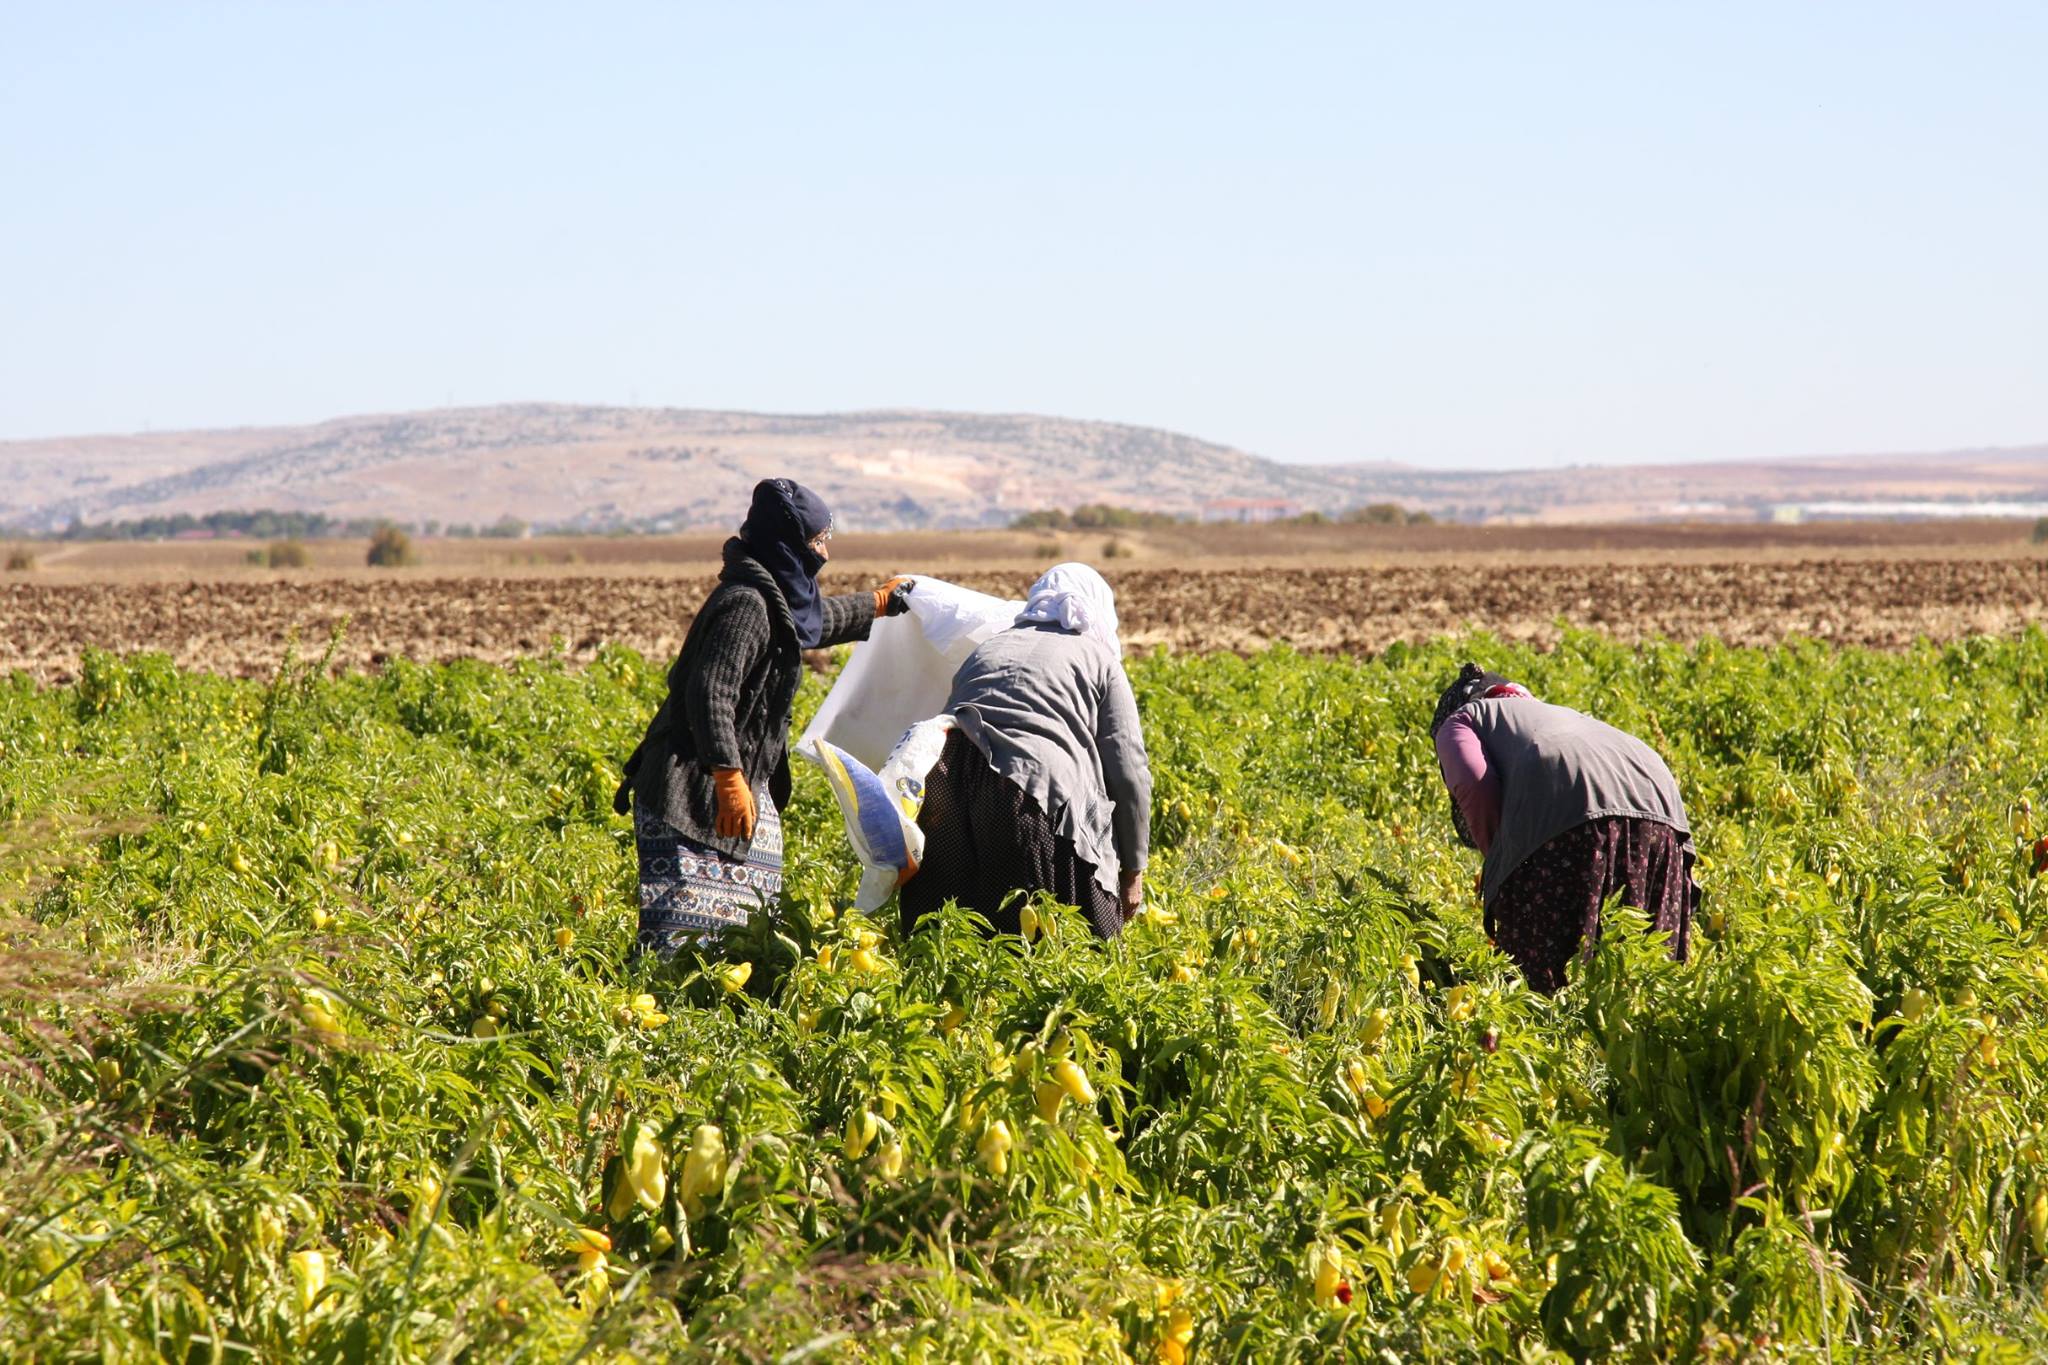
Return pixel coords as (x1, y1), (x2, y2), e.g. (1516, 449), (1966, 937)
(15, 515), (2040, 577)
(2, 522), (2042, 682)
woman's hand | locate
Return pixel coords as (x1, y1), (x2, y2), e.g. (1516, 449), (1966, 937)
(1118, 868), (1144, 919)
(872, 577), (915, 618)
(712, 768), (757, 840)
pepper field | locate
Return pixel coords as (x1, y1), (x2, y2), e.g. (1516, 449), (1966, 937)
(1, 628), (2045, 1361)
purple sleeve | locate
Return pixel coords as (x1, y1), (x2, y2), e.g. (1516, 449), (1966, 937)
(1435, 713), (1501, 853)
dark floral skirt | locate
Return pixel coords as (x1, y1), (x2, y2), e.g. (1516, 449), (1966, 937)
(1486, 816), (1696, 994)
(899, 729), (1124, 939)
(635, 788), (783, 955)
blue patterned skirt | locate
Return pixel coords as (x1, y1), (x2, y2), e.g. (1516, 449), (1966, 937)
(635, 789), (784, 955)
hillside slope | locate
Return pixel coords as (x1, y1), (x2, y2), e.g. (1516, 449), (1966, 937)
(3, 404), (2044, 531)
(1, 405), (1370, 533)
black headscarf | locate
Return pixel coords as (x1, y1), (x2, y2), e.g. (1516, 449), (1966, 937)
(1430, 661), (1516, 739)
(730, 478), (832, 648)
(1431, 662), (1517, 850)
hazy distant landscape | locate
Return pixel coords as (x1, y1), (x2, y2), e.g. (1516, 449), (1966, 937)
(5, 403), (2046, 534)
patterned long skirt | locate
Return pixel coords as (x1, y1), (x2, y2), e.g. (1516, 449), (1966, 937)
(1486, 815), (1696, 995)
(899, 729), (1125, 939)
(635, 788), (784, 955)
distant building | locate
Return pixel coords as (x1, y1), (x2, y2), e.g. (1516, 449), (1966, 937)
(1201, 498), (1300, 524)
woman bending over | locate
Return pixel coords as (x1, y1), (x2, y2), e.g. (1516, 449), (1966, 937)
(900, 563), (1151, 939)
(1431, 663), (1699, 993)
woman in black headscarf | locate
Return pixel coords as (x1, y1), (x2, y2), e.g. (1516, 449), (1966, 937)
(616, 479), (911, 953)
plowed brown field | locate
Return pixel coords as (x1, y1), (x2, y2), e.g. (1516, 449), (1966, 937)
(4, 554), (2043, 682)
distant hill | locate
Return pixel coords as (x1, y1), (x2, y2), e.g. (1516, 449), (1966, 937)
(2, 404), (2044, 532)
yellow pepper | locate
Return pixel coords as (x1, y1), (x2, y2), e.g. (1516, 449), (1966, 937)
(289, 1249), (327, 1312)
(610, 1123), (667, 1219)
(1051, 1058), (1096, 1105)
(1157, 1307), (1195, 1363)
(1310, 1240), (1345, 1306)
(1360, 1007), (1391, 1047)
(842, 1108), (879, 1160)
(976, 1119), (1013, 1176)
(1317, 977), (1343, 1028)
(678, 1124), (727, 1218)
(1035, 1080), (1067, 1123)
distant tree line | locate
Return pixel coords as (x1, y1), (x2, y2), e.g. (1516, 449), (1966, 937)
(1011, 501), (1436, 530)
(1010, 505), (1189, 531)
(1337, 502), (1435, 526)
(44, 510), (535, 541)
(1279, 504), (1436, 526)
(39, 502), (1439, 543)
(54, 510), (368, 541)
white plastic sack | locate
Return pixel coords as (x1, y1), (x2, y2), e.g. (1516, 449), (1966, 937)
(876, 714), (956, 826)
(799, 578), (1018, 910)
(798, 578), (1022, 770)
(812, 716), (959, 911)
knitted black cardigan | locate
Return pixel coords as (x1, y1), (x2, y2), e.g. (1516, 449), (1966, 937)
(615, 544), (875, 859)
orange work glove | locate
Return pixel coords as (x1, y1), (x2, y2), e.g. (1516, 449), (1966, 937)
(872, 576), (915, 618)
(712, 767), (757, 840)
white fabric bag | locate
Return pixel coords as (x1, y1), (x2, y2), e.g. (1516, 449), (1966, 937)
(797, 578), (1023, 770)
(798, 578), (1022, 909)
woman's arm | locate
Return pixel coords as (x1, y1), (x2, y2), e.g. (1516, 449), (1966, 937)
(815, 592), (877, 649)
(816, 578), (914, 648)
(1434, 713), (1501, 853)
(1099, 664), (1152, 880)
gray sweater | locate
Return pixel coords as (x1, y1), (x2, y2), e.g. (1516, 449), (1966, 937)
(1455, 697), (1693, 904)
(945, 623), (1152, 894)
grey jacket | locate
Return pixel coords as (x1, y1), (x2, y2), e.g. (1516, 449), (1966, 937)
(945, 623), (1151, 895)
(1457, 697), (1693, 905)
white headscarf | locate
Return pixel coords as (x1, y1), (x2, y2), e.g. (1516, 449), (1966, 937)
(1015, 562), (1121, 649)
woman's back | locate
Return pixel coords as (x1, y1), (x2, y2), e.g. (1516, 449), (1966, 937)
(1459, 696), (1688, 901)
(945, 622), (1150, 897)
(949, 623), (1117, 755)
(898, 563), (1151, 939)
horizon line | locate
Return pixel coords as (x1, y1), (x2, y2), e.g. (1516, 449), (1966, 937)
(3, 398), (2045, 478)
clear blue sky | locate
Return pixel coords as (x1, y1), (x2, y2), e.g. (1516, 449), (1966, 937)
(3, 2), (2043, 468)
